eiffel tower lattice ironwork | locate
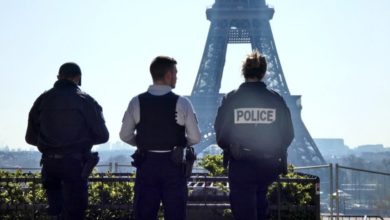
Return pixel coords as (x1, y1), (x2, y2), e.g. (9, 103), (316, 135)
(188, 0), (325, 166)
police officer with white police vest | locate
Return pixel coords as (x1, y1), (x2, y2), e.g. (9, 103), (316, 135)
(25, 62), (109, 220)
(120, 56), (201, 220)
(214, 50), (294, 220)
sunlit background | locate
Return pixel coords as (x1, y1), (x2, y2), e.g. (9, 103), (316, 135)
(0, 0), (389, 149)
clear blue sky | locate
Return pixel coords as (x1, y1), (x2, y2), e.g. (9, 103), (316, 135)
(0, 0), (389, 149)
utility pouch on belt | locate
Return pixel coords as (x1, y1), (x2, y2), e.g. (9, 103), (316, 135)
(171, 146), (185, 165)
(280, 151), (288, 175)
(131, 149), (145, 168)
(229, 143), (253, 160)
(222, 149), (230, 168)
(81, 152), (99, 179)
(229, 143), (242, 160)
(185, 146), (196, 178)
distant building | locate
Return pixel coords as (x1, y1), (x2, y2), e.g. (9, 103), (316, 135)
(110, 141), (132, 151)
(314, 138), (351, 157)
(353, 144), (387, 154)
(0, 145), (10, 152)
(93, 142), (111, 151)
(93, 141), (133, 152)
(197, 144), (222, 159)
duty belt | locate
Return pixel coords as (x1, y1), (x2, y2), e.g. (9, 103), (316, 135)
(45, 154), (63, 159)
(139, 145), (177, 153)
(148, 150), (172, 153)
(238, 145), (278, 159)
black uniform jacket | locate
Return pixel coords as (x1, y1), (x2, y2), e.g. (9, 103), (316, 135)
(25, 79), (109, 154)
(214, 82), (294, 159)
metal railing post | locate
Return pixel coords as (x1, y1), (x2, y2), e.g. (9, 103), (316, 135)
(114, 162), (118, 173)
(32, 174), (36, 220)
(335, 163), (339, 220)
(277, 177), (281, 220)
(329, 163), (334, 219)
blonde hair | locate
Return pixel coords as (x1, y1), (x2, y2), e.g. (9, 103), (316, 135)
(241, 50), (267, 79)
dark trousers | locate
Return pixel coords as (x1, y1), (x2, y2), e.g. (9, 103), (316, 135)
(228, 159), (279, 220)
(133, 152), (187, 220)
(41, 155), (88, 220)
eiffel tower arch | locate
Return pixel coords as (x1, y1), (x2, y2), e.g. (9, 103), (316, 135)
(188, 0), (325, 166)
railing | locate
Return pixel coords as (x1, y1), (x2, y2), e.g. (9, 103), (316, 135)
(295, 164), (334, 218)
(1, 163), (200, 175)
(0, 173), (135, 219)
(113, 163), (135, 173)
(335, 164), (390, 219)
(0, 163), (115, 173)
(0, 164), (133, 175)
(2, 163), (389, 219)
(321, 215), (384, 220)
(95, 162), (113, 173)
(0, 172), (320, 220)
(294, 164), (390, 220)
(0, 167), (41, 173)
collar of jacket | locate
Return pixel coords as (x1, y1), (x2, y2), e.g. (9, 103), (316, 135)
(239, 81), (267, 89)
(54, 79), (78, 88)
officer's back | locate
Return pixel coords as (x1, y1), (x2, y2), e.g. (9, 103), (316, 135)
(120, 56), (201, 220)
(219, 82), (291, 156)
(26, 62), (109, 220)
(214, 51), (294, 220)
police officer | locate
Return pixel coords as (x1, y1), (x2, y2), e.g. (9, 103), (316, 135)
(214, 51), (294, 220)
(120, 56), (201, 220)
(25, 62), (109, 220)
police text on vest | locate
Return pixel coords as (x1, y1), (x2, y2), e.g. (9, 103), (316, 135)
(234, 108), (276, 124)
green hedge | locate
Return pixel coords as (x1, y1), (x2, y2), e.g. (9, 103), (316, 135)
(0, 170), (135, 219)
(199, 155), (319, 220)
(1, 156), (319, 220)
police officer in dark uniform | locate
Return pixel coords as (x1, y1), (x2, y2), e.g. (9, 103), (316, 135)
(120, 56), (201, 220)
(25, 62), (109, 220)
(214, 51), (294, 220)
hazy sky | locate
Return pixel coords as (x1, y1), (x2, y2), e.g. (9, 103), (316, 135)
(0, 0), (389, 149)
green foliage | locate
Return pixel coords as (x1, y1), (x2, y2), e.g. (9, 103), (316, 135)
(197, 154), (226, 176)
(86, 172), (135, 219)
(267, 165), (317, 219)
(1, 160), (319, 220)
(198, 157), (318, 220)
(222, 208), (232, 217)
(0, 170), (135, 219)
(0, 170), (43, 219)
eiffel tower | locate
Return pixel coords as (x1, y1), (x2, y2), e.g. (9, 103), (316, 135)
(188, 0), (325, 166)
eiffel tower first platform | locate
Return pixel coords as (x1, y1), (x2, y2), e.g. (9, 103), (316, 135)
(188, 0), (326, 166)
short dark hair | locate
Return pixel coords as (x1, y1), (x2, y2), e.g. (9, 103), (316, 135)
(242, 50), (267, 80)
(149, 56), (177, 81)
(58, 62), (82, 78)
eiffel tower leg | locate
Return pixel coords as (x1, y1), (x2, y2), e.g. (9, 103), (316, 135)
(192, 20), (229, 96)
(250, 20), (289, 96)
(285, 96), (326, 165)
(250, 21), (326, 166)
(190, 20), (229, 154)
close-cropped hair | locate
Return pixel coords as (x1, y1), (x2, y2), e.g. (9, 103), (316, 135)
(58, 62), (82, 78)
(242, 50), (267, 80)
(149, 56), (177, 81)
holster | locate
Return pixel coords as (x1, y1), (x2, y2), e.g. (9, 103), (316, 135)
(171, 146), (185, 165)
(81, 152), (99, 179)
(222, 149), (230, 168)
(184, 146), (196, 178)
(131, 149), (146, 168)
(280, 150), (288, 175)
